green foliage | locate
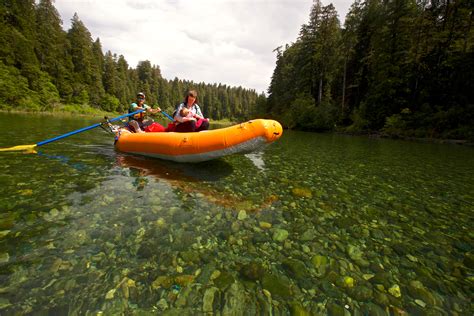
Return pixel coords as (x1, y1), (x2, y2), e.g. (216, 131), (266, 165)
(0, 1), (262, 119)
(266, 0), (474, 139)
(346, 108), (369, 133)
(73, 89), (89, 106)
(282, 94), (315, 129)
(100, 94), (120, 112)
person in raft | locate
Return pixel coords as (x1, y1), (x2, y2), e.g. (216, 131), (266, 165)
(173, 90), (209, 132)
(128, 92), (161, 133)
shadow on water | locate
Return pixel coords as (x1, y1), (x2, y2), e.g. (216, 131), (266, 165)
(114, 153), (234, 182)
(36, 150), (89, 172)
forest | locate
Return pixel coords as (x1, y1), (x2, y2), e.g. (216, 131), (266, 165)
(1, 0), (473, 139)
(267, 0), (474, 140)
(0, 0), (264, 121)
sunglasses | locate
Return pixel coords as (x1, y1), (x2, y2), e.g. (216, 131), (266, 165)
(188, 94), (196, 98)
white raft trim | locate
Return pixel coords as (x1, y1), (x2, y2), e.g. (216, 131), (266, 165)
(127, 136), (269, 163)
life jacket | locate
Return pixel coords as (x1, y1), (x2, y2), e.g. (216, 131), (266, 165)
(129, 103), (146, 121)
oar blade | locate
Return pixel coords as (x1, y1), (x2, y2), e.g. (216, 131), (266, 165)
(0, 144), (37, 152)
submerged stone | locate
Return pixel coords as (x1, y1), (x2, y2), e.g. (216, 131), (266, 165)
(222, 282), (248, 315)
(388, 284), (402, 298)
(0, 298), (11, 309)
(213, 272), (235, 290)
(237, 210), (247, 220)
(240, 262), (265, 281)
(152, 276), (174, 289)
(202, 287), (219, 312)
(272, 229), (289, 242)
(0, 252), (9, 264)
(343, 276), (355, 288)
(261, 273), (292, 298)
(290, 301), (310, 316)
(292, 187), (312, 198)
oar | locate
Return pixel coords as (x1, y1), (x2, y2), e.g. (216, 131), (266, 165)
(161, 110), (174, 121)
(0, 109), (146, 152)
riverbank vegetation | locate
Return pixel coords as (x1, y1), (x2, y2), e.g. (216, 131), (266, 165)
(267, 0), (473, 140)
(1, 0), (472, 140)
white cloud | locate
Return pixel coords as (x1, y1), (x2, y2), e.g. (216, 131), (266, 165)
(55, 0), (353, 93)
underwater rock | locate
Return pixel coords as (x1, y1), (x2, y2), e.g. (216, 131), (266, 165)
(311, 255), (329, 276)
(292, 187), (313, 198)
(363, 274), (375, 280)
(407, 280), (440, 306)
(240, 262), (265, 281)
(272, 229), (289, 242)
(213, 271), (235, 290)
(196, 264), (216, 284)
(302, 245), (311, 253)
(326, 302), (345, 316)
(0, 252), (9, 264)
(370, 272), (393, 288)
(349, 286), (373, 301)
(222, 282), (248, 315)
(202, 287), (219, 312)
(363, 303), (387, 316)
(261, 273), (292, 298)
(105, 288), (116, 300)
(300, 229), (316, 241)
(231, 221), (241, 233)
(374, 291), (390, 306)
(175, 286), (198, 308)
(388, 284), (402, 298)
(290, 301), (310, 316)
(152, 276), (174, 289)
(210, 270), (221, 281)
(237, 210), (247, 220)
(415, 299), (426, 308)
(282, 258), (308, 279)
(137, 242), (155, 259)
(174, 275), (195, 287)
(343, 276), (355, 288)
(156, 298), (168, 311)
(346, 245), (369, 267)
(0, 298), (11, 309)
(180, 250), (200, 264)
(463, 252), (474, 269)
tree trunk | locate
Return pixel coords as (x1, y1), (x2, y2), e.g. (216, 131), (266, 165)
(318, 75), (323, 105)
(342, 57), (346, 112)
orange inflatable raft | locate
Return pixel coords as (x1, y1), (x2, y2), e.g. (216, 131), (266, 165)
(115, 119), (283, 162)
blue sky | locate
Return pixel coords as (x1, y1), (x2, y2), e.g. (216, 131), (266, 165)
(55, 0), (352, 93)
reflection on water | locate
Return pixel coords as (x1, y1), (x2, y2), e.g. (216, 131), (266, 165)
(245, 151), (266, 172)
(115, 154), (234, 182)
(0, 113), (473, 315)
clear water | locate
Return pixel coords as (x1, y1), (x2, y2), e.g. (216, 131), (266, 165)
(0, 113), (472, 315)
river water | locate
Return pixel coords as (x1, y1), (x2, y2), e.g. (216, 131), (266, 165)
(0, 112), (472, 315)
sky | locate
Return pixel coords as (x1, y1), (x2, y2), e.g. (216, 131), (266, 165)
(55, 0), (353, 94)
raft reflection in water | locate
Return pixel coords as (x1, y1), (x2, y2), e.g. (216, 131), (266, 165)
(115, 154), (279, 212)
(115, 154), (233, 183)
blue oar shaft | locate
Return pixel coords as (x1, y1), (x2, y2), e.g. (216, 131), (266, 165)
(36, 109), (145, 147)
(161, 110), (174, 121)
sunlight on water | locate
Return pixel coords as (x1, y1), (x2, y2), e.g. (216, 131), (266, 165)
(0, 113), (473, 314)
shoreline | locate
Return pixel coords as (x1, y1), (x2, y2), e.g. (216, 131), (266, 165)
(0, 109), (115, 119)
(2, 110), (471, 145)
